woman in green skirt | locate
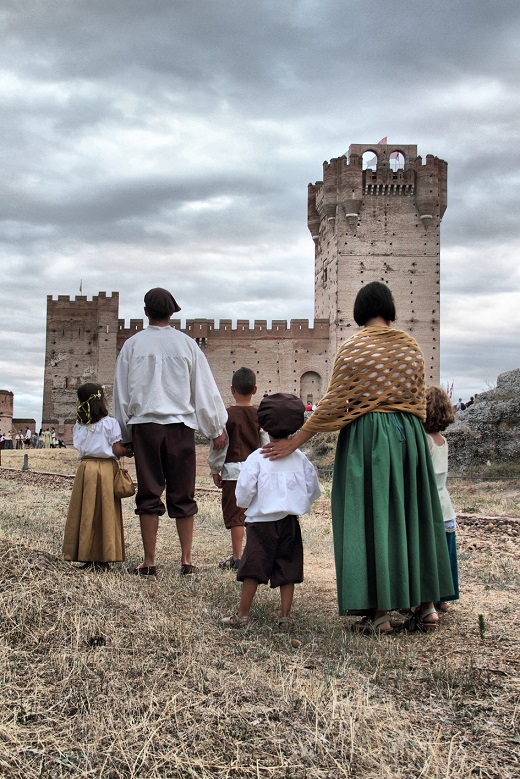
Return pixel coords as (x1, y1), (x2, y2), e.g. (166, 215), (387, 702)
(262, 282), (454, 633)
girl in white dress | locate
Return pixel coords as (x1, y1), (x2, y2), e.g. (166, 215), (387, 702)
(63, 383), (130, 571)
(425, 386), (459, 612)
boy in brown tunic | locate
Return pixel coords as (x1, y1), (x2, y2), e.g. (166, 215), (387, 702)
(208, 367), (266, 569)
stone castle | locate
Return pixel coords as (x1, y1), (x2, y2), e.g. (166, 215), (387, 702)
(0, 389), (36, 438)
(42, 142), (447, 443)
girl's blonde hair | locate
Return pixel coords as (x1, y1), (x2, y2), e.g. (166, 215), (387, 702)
(425, 386), (455, 433)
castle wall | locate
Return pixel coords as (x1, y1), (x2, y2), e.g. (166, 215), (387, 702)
(182, 319), (330, 407)
(117, 317), (330, 408)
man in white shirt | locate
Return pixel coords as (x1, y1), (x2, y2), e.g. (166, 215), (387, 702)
(114, 287), (227, 576)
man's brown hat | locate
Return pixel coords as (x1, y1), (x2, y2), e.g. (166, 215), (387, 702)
(144, 288), (181, 317)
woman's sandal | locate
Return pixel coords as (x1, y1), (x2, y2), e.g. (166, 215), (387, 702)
(401, 605), (439, 632)
(436, 601), (449, 613)
(351, 614), (393, 634)
(277, 617), (294, 630)
(221, 614), (249, 628)
(218, 556), (240, 570)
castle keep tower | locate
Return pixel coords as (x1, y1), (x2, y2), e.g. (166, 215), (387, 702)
(309, 142), (447, 383)
(42, 293), (119, 439)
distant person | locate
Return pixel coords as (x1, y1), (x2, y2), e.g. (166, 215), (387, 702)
(113, 287), (227, 577)
(424, 387), (459, 615)
(305, 402), (313, 412)
(456, 398), (465, 411)
(0, 434), (4, 451)
(465, 396), (475, 408)
(221, 394), (321, 629)
(208, 367), (267, 570)
(42, 429), (51, 448)
(63, 383), (131, 571)
(5, 431), (13, 449)
(24, 428), (32, 448)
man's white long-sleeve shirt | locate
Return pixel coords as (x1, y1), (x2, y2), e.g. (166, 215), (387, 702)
(113, 325), (227, 442)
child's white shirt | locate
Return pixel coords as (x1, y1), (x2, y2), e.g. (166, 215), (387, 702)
(73, 417), (122, 460)
(235, 448), (321, 523)
(427, 434), (457, 530)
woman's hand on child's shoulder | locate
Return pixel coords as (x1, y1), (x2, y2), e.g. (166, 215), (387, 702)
(261, 439), (297, 460)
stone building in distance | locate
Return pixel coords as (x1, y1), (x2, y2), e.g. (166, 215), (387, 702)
(43, 141), (447, 442)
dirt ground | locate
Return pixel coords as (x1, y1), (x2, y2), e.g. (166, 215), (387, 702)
(0, 449), (518, 777)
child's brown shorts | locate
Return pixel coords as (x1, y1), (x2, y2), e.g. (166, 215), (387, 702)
(222, 480), (246, 528)
(236, 515), (303, 588)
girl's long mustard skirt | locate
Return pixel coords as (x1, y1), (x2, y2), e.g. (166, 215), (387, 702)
(63, 458), (125, 563)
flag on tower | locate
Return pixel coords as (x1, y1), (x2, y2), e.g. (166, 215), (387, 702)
(79, 279), (83, 293)
(378, 137), (387, 144)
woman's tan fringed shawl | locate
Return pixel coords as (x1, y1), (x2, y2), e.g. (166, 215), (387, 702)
(303, 326), (426, 434)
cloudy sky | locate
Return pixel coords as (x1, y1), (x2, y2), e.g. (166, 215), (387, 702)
(1, 0), (520, 425)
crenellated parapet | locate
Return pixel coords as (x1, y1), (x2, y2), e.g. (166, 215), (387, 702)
(308, 142), (447, 235)
(117, 317), (330, 348)
(47, 291), (119, 308)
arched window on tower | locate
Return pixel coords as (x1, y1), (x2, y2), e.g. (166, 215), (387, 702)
(389, 150), (405, 172)
(362, 150), (378, 171)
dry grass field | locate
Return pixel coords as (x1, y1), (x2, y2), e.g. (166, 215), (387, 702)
(0, 449), (518, 778)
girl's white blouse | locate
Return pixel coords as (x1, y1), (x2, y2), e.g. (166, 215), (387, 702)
(73, 417), (122, 460)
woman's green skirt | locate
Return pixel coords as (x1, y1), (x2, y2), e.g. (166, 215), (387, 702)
(331, 412), (454, 614)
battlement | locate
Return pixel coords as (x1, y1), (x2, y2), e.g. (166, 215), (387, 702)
(117, 318), (330, 342)
(309, 142), (447, 227)
(47, 292), (119, 307)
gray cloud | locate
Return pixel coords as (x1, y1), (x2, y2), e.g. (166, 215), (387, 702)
(1, 0), (520, 422)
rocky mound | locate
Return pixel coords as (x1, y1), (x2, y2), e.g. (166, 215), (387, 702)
(447, 368), (520, 473)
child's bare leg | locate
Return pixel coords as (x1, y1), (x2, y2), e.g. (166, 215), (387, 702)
(230, 525), (244, 560)
(238, 577), (258, 618)
(279, 583), (294, 618)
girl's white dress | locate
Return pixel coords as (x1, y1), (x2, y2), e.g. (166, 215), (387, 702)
(63, 417), (125, 563)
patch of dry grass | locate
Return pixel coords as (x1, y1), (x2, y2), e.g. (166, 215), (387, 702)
(0, 449), (79, 475)
(0, 467), (518, 778)
(448, 478), (520, 518)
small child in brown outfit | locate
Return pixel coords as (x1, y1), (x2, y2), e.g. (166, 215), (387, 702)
(208, 367), (267, 569)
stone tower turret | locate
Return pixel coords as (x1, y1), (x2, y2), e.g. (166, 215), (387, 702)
(309, 142), (447, 384)
(0, 390), (14, 435)
(42, 292), (120, 441)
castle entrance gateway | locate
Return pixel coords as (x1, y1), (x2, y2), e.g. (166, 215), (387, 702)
(300, 371), (322, 406)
